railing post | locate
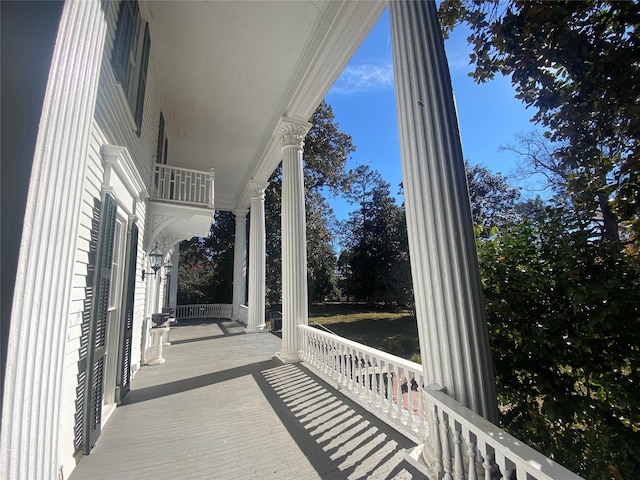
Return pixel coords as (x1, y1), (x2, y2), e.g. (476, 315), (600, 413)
(208, 168), (215, 208)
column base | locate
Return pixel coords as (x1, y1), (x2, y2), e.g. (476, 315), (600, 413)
(245, 325), (267, 334)
(146, 357), (166, 366)
(276, 349), (301, 364)
(405, 443), (435, 479)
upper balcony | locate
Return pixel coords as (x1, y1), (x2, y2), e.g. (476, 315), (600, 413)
(145, 164), (215, 250)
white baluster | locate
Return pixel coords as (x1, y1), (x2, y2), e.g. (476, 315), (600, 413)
(431, 402), (444, 478)
(481, 448), (494, 480)
(391, 364), (400, 419)
(440, 412), (453, 480)
(467, 430), (478, 480)
(494, 453), (513, 480)
(452, 421), (464, 480)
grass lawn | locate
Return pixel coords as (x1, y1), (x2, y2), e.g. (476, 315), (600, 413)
(308, 303), (420, 361)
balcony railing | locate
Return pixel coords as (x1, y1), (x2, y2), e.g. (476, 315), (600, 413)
(298, 325), (428, 438)
(298, 325), (583, 480)
(152, 164), (214, 208)
(175, 303), (232, 320)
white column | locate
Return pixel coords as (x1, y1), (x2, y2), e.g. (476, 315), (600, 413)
(0, 1), (107, 478)
(247, 181), (268, 332)
(168, 245), (179, 309)
(277, 119), (312, 362)
(232, 209), (248, 322)
(389, 0), (498, 423)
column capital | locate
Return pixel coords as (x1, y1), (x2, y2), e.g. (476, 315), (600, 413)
(248, 180), (269, 200)
(277, 117), (312, 149)
(234, 208), (249, 220)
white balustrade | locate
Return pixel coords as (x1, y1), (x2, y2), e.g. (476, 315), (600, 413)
(299, 325), (583, 480)
(152, 164), (214, 207)
(425, 387), (584, 480)
(175, 304), (232, 320)
(298, 325), (428, 438)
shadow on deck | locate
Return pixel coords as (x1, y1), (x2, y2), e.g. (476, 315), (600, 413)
(69, 319), (422, 479)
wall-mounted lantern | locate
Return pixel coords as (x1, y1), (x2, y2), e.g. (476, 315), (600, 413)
(141, 245), (164, 280)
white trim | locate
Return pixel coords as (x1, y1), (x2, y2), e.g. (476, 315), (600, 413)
(101, 144), (149, 205)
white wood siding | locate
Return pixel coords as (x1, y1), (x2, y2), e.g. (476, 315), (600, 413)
(58, 1), (166, 475)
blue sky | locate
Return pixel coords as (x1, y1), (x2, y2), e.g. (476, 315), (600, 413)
(325, 9), (540, 221)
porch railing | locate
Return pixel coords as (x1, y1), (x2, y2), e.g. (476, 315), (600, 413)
(298, 325), (428, 438)
(152, 164), (214, 208)
(175, 304), (232, 320)
(298, 325), (583, 480)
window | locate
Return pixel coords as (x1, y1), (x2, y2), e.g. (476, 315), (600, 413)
(111, 0), (151, 135)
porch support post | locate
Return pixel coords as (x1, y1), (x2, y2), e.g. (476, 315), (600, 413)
(247, 181), (268, 332)
(389, 0), (498, 431)
(0, 1), (107, 478)
(232, 209), (248, 322)
(277, 118), (312, 363)
(168, 245), (179, 310)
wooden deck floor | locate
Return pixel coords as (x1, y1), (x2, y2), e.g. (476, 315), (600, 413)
(69, 319), (422, 480)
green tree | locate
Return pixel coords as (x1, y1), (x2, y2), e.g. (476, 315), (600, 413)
(478, 203), (640, 479)
(439, 0), (640, 248)
(177, 210), (235, 304)
(339, 165), (411, 307)
(465, 162), (521, 236)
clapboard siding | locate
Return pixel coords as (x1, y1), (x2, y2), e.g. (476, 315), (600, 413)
(59, 1), (165, 475)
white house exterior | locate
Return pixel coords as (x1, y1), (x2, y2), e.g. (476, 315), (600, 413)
(1, 1), (582, 479)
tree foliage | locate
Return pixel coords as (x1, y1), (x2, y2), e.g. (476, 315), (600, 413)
(177, 210), (235, 304)
(478, 202), (640, 479)
(466, 162), (521, 235)
(338, 165), (412, 307)
(439, 0), (640, 248)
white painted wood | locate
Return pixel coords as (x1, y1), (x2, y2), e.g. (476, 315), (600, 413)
(232, 209), (248, 321)
(278, 118), (311, 362)
(238, 304), (249, 325)
(152, 164), (213, 207)
(1, 2), (107, 479)
(425, 387), (584, 480)
(175, 304), (233, 320)
(298, 325), (428, 439)
(247, 181), (268, 332)
(389, 0), (498, 421)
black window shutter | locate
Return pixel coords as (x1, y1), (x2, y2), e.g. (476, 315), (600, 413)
(118, 223), (138, 403)
(85, 193), (117, 454)
(156, 113), (164, 163)
(134, 22), (151, 135)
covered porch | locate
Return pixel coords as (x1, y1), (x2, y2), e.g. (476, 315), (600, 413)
(71, 312), (581, 480)
(69, 319), (422, 479)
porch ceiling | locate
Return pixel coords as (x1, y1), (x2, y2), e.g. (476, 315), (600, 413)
(145, 0), (385, 210)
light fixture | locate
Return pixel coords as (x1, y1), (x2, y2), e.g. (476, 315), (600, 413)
(163, 259), (173, 277)
(141, 245), (164, 280)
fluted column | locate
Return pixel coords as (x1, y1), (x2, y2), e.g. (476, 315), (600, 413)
(0, 1), (107, 478)
(247, 181), (268, 332)
(389, 0), (498, 428)
(277, 118), (312, 363)
(232, 209), (248, 322)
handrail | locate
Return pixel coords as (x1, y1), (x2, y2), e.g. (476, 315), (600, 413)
(175, 304), (232, 320)
(152, 164), (214, 208)
(425, 387), (584, 479)
(298, 325), (427, 438)
(311, 321), (338, 335)
(298, 325), (583, 480)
